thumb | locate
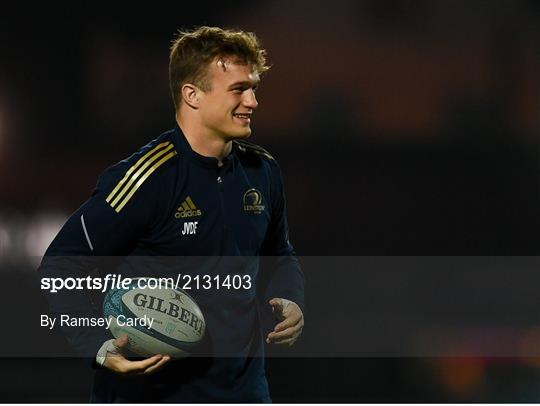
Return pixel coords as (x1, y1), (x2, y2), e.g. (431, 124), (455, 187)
(113, 335), (129, 349)
(269, 298), (284, 314)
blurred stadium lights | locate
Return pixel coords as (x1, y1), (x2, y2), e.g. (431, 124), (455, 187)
(0, 212), (67, 267)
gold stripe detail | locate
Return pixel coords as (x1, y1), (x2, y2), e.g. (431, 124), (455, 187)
(181, 202), (190, 211)
(185, 196), (197, 210)
(110, 144), (175, 208)
(106, 142), (171, 203)
(115, 151), (177, 213)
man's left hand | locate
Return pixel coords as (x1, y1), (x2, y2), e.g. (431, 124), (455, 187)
(266, 298), (304, 346)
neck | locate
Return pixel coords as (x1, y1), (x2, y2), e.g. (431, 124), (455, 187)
(176, 115), (232, 164)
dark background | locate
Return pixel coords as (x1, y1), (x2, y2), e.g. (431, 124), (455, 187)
(0, 0), (539, 402)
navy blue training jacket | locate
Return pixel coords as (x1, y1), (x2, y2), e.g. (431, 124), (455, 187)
(39, 125), (304, 402)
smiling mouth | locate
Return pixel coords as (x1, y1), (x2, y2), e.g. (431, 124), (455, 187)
(233, 113), (252, 121)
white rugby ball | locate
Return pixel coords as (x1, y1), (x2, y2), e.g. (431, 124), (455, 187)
(103, 277), (205, 357)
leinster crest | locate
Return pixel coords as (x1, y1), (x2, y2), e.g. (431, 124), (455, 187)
(243, 188), (265, 214)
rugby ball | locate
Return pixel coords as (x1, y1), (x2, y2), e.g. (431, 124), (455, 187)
(103, 277), (205, 357)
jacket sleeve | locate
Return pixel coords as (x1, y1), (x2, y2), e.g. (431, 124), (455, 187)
(259, 162), (305, 313)
(38, 161), (160, 360)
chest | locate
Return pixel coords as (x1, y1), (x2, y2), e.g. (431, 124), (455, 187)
(147, 163), (272, 255)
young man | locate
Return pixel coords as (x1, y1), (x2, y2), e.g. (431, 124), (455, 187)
(39, 26), (304, 402)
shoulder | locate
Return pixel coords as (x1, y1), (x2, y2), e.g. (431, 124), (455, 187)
(96, 130), (179, 213)
(116, 130), (179, 174)
(233, 139), (278, 168)
(233, 139), (285, 198)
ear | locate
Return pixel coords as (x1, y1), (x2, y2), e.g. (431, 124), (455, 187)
(181, 83), (201, 109)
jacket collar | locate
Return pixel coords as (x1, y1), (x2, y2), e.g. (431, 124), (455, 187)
(173, 124), (236, 169)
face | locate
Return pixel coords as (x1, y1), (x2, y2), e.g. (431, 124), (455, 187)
(197, 58), (260, 140)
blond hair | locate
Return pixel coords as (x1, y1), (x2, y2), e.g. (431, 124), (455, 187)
(169, 26), (270, 109)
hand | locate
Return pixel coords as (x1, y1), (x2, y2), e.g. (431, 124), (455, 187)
(266, 298), (304, 346)
(102, 336), (171, 375)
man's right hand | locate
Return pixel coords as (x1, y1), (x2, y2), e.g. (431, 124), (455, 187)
(102, 336), (171, 375)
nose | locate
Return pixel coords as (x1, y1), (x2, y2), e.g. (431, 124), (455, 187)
(243, 89), (258, 109)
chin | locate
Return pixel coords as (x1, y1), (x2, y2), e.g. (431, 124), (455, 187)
(229, 129), (252, 140)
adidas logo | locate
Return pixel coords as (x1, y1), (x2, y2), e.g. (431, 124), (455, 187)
(175, 196), (202, 218)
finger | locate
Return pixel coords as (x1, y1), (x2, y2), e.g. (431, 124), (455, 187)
(267, 326), (302, 343)
(274, 313), (302, 332)
(143, 355), (171, 375)
(267, 326), (297, 341)
(123, 355), (163, 373)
